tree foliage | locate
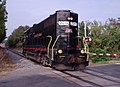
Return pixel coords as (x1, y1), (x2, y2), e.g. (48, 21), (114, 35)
(79, 19), (120, 62)
(7, 25), (30, 48)
(0, 0), (7, 43)
(79, 19), (120, 53)
(79, 21), (89, 37)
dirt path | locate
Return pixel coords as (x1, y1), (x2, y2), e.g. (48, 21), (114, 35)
(0, 49), (15, 75)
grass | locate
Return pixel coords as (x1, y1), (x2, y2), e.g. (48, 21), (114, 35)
(90, 55), (120, 64)
(0, 48), (16, 75)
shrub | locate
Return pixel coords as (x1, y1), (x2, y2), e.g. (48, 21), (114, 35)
(91, 48), (110, 63)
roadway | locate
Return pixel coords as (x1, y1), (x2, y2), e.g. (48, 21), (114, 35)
(0, 50), (120, 87)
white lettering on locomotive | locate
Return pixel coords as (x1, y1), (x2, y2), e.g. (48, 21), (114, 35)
(58, 21), (69, 26)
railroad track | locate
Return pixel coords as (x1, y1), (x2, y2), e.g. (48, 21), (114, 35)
(8, 49), (120, 87)
(6, 49), (24, 57)
(53, 71), (103, 87)
(52, 68), (120, 87)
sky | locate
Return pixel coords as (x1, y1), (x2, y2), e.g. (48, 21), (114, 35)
(6, 0), (120, 37)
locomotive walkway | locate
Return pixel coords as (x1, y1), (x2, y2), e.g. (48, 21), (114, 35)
(0, 50), (120, 87)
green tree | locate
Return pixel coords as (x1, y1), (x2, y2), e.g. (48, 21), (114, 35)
(0, 0), (7, 43)
(7, 25), (30, 48)
(79, 21), (90, 37)
(80, 19), (120, 62)
(89, 21), (104, 49)
(83, 19), (120, 53)
(79, 21), (84, 37)
(104, 19), (120, 52)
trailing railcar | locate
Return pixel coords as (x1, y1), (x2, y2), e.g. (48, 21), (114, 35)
(23, 10), (89, 70)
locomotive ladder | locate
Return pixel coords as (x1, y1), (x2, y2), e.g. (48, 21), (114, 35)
(47, 35), (60, 62)
(51, 35), (60, 61)
(47, 35), (52, 58)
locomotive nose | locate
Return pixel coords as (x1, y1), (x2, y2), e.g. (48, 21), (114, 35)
(67, 55), (78, 64)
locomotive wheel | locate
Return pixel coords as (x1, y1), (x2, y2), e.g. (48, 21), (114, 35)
(41, 56), (47, 66)
(79, 64), (86, 71)
(79, 57), (87, 71)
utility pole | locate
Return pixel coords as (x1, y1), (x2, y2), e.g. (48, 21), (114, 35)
(84, 21), (87, 37)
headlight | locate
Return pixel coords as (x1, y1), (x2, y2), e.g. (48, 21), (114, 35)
(81, 50), (84, 54)
(58, 49), (63, 54)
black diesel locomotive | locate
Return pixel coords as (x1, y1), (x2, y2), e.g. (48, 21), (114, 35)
(23, 10), (89, 70)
